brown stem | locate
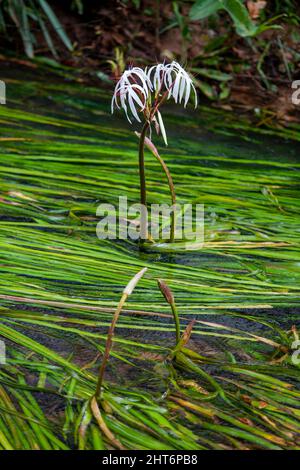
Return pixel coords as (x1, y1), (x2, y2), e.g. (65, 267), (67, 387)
(94, 268), (147, 399)
(90, 397), (125, 449)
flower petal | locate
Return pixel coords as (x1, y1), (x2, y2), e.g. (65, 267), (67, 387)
(128, 91), (141, 122)
(157, 110), (168, 146)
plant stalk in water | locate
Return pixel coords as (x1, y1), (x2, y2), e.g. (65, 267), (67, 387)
(138, 122), (150, 239)
(158, 279), (180, 343)
(136, 132), (177, 241)
(111, 62), (197, 242)
(95, 267), (147, 399)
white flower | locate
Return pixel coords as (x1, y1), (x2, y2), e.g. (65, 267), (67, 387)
(111, 62), (197, 126)
(111, 67), (152, 123)
(147, 61), (197, 108)
(146, 63), (167, 93)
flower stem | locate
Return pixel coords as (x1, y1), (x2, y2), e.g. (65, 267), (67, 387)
(95, 292), (127, 399)
(139, 121), (150, 239)
(136, 132), (177, 242)
(152, 151), (176, 242)
(94, 268), (147, 399)
(171, 302), (181, 344)
(158, 279), (180, 344)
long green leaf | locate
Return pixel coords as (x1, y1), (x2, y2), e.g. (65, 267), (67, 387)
(38, 0), (73, 51)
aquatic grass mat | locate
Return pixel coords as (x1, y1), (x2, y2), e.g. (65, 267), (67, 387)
(0, 65), (299, 449)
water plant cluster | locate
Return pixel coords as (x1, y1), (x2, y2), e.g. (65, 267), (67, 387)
(0, 65), (299, 450)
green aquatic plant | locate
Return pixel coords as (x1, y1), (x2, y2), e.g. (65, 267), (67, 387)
(95, 267), (147, 399)
(157, 279), (228, 403)
(111, 61), (197, 242)
(158, 279), (181, 344)
(0, 66), (300, 449)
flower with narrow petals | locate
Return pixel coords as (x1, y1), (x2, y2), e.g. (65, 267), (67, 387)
(111, 67), (152, 123)
(111, 61), (198, 136)
(110, 62), (198, 244)
(148, 61), (197, 108)
(146, 63), (167, 94)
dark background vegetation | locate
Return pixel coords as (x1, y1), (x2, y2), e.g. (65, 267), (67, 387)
(1, 0), (300, 123)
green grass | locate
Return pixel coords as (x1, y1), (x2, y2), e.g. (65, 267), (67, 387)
(0, 65), (299, 449)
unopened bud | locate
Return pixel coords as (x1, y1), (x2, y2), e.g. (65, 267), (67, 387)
(123, 267), (147, 296)
(158, 279), (174, 305)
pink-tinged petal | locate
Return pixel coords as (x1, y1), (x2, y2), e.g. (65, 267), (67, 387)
(130, 86), (146, 110)
(111, 66), (152, 122)
(154, 66), (161, 91)
(128, 92), (141, 122)
(131, 71), (150, 95)
(119, 86), (129, 119)
(131, 83), (147, 101)
(147, 65), (156, 84)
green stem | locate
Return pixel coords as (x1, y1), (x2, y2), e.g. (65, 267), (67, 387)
(152, 150), (177, 243)
(139, 121), (150, 240)
(171, 302), (181, 344)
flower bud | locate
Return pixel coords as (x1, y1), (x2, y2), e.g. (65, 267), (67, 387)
(158, 279), (174, 305)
